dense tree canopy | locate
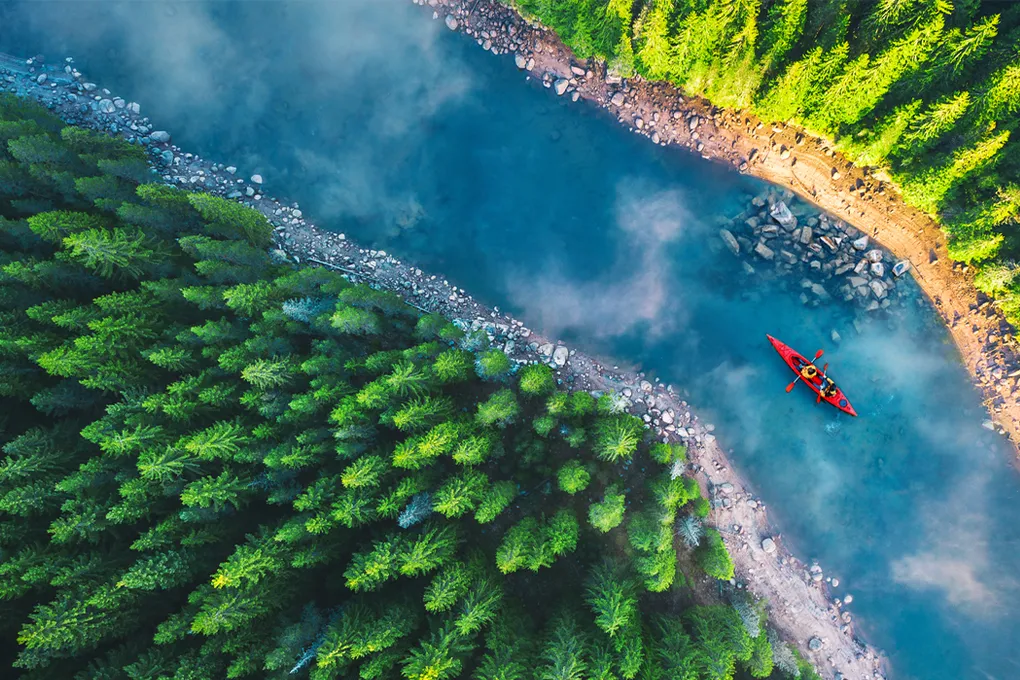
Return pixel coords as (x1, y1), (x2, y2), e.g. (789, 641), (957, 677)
(512, 0), (1020, 320)
(0, 96), (795, 678)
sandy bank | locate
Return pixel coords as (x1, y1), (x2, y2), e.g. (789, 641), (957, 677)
(1, 40), (884, 680)
(420, 0), (1020, 469)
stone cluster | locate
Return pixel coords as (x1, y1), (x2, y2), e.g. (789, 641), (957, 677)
(720, 188), (913, 315)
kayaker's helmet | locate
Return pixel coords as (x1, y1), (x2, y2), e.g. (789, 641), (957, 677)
(800, 364), (818, 379)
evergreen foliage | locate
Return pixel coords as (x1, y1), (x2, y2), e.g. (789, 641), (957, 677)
(0, 98), (773, 679)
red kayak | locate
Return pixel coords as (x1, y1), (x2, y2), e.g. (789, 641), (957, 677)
(767, 335), (857, 416)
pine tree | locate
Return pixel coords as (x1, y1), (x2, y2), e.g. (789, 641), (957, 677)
(696, 528), (735, 580)
(898, 91), (971, 160)
(901, 129), (1010, 213)
(589, 486), (627, 533)
(978, 60), (1020, 124)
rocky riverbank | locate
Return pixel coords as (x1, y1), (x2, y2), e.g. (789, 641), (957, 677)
(1, 46), (886, 680)
(412, 0), (1020, 462)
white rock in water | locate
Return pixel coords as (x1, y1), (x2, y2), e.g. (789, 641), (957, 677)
(514, 54), (527, 69)
(870, 261), (885, 277)
(149, 130), (170, 143)
(769, 201), (796, 229)
(127, 102), (140, 114)
(36, 74), (47, 84)
(113, 97), (125, 108)
(831, 329), (841, 343)
(866, 248), (883, 263)
(554, 78), (569, 96)
(251, 174), (263, 184)
(82, 82), (97, 92)
(98, 98), (116, 113)
(445, 15), (458, 30)
(851, 236), (868, 251)
(843, 594), (853, 604)
(869, 280), (886, 299)
(552, 346), (569, 366)
(537, 343), (554, 357)
(892, 259), (911, 277)
(762, 538), (777, 554)
(225, 166), (237, 174)
(245, 186), (255, 197)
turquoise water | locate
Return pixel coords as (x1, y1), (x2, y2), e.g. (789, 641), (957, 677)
(3, 1), (1020, 678)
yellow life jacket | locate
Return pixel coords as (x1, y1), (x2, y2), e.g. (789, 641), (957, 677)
(800, 364), (818, 379)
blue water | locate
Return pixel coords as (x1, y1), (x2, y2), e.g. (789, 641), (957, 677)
(4, 2), (1020, 678)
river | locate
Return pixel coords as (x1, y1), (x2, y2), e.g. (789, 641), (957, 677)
(2, 1), (1019, 678)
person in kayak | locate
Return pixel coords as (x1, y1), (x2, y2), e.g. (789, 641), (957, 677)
(800, 363), (818, 380)
(820, 378), (838, 398)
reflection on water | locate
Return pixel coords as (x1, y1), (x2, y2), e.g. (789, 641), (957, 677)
(3, 1), (1020, 677)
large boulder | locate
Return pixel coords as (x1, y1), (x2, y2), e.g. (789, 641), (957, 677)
(554, 78), (569, 96)
(769, 201), (797, 230)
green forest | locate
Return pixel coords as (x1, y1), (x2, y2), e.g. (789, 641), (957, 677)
(0, 96), (812, 678)
(510, 0), (1020, 320)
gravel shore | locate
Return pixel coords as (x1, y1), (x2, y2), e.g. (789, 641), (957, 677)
(2, 35), (887, 680)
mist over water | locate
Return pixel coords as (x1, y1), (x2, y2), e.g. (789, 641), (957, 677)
(4, 1), (1020, 678)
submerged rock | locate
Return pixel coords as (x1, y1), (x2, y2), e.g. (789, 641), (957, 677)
(719, 228), (740, 256)
(445, 14), (459, 30)
(852, 235), (869, 251)
(754, 241), (775, 260)
(514, 54), (527, 69)
(149, 130), (170, 143)
(893, 260), (911, 277)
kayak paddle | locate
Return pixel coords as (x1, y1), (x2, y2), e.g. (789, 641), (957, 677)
(785, 349), (824, 392)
